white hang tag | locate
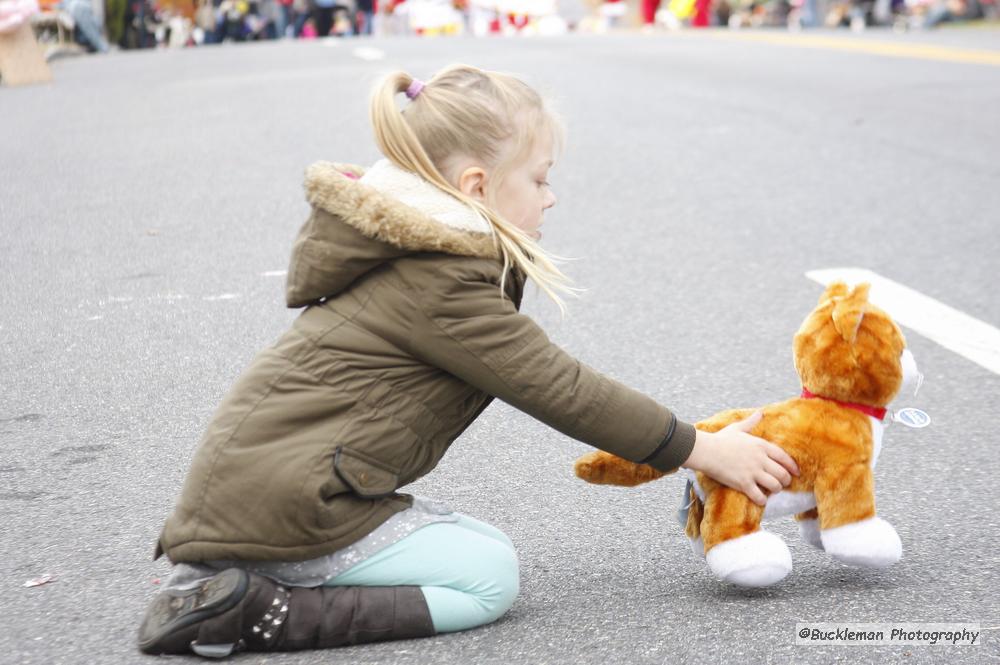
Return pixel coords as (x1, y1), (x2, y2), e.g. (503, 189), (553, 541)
(891, 407), (931, 428)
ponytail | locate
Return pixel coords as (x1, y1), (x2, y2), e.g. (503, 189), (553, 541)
(369, 67), (579, 315)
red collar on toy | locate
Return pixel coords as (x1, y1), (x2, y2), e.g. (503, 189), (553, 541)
(800, 388), (888, 421)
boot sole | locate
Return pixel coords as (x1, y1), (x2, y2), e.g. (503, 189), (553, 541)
(138, 568), (250, 654)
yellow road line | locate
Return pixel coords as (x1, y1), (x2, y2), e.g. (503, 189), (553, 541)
(701, 30), (1000, 67)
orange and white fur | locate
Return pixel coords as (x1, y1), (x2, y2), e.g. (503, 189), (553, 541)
(574, 282), (923, 587)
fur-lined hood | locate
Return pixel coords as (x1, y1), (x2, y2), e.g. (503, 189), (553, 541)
(287, 160), (499, 307)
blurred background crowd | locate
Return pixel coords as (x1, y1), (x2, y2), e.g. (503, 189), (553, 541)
(4, 0), (998, 57)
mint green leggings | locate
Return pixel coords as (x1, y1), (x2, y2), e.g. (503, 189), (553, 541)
(323, 514), (520, 634)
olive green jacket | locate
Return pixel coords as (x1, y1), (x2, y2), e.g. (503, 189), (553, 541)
(157, 160), (696, 563)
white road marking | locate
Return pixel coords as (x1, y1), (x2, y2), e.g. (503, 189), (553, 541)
(80, 292), (247, 309)
(77, 290), (243, 316)
(352, 46), (385, 61)
(261, 270), (287, 277)
(806, 267), (1000, 375)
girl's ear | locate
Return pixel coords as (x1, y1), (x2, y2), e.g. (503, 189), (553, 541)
(457, 166), (488, 202)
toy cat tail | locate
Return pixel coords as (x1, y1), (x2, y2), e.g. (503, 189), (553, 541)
(575, 282), (922, 588)
(572, 451), (670, 487)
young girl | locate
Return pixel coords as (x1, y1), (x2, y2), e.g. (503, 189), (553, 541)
(138, 64), (798, 658)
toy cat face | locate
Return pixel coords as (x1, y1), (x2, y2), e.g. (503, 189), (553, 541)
(792, 282), (907, 407)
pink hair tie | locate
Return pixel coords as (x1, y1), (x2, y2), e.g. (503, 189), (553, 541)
(405, 79), (425, 100)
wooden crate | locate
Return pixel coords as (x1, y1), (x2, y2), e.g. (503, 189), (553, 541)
(0, 20), (53, 86)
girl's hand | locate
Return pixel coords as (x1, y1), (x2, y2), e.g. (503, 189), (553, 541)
(682, 411), (799, 506)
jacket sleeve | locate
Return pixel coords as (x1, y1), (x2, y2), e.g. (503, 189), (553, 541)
(405, 266), (697, 473)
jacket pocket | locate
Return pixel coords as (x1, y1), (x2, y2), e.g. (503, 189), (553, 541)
(333, 446), (400, 499)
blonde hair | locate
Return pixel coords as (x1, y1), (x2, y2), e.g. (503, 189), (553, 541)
(369, 64), (578, 313)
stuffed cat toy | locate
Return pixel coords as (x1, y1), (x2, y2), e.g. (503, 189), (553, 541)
(574, 282), (927, 587)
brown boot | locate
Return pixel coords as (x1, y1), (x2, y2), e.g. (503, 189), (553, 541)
(138, 569), (436, 658)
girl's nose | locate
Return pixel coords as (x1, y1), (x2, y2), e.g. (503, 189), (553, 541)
(544, 190), (557, 210)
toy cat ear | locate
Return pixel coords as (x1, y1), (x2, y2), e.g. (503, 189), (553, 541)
(832, 283), (871, 344)
(819, 281), (850, 304)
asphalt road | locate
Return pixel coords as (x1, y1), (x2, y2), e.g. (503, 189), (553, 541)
(2, 26), (999, 665)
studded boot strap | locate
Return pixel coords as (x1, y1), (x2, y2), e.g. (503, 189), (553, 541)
(241, 583), (292, 650)
(190, 575), (290, 655)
